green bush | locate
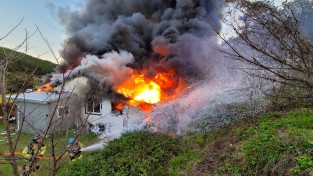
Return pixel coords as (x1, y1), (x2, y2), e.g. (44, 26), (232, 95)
(62, 131), (183, 176)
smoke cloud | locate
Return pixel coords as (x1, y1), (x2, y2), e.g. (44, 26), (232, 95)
(58, 0), (225, 83)
(50, 50), (134, 94)
(54, 0), (259, 133)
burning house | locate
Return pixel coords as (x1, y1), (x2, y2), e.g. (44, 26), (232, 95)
(26, 0), (226, 134)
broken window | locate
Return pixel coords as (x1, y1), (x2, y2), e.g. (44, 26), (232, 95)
(86, 99), (102, 115)
(111, 102), (123, 115)
(58, 106), (70, 117)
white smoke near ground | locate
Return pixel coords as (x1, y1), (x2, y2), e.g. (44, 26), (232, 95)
(81, 128), (126, 152)
(146, 66), (271, 133)
(143, 34), (272, 133)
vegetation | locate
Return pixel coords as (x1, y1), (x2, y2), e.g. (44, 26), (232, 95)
(60, 131), (183, 176)
(0, 47), (56, 76)
(221, 0), (313, 102)
(1, 1), (313, 175)
(0, 47), (56, 93)
(0, 120), (99, 175)
(63, 108), (313, 175)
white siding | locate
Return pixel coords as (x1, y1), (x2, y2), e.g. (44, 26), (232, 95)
(82, 99), (146, 132)
(17, 102), (50, 133)
(16, 94), (79, 134)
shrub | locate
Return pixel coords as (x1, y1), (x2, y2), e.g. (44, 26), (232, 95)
(63, 131), (183, 176)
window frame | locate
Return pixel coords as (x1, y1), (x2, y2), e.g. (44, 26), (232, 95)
(57, 106), (70, 118)
(85, 99), (102, 115)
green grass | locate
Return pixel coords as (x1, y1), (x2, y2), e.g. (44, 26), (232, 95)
(2, 108), (312, 175)
(238, 109), (313, 175)
(0, 121), (99, 176)
(187, 108), (313, 175)
(61, 131), (183, 176)
(0, 47), (57, 93)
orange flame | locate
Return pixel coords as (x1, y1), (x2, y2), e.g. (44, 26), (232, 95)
(116, 74), (161, 105)
(139, 103), (154, 112)
(115, 68), (185, 112)
(115, 103), (124, 110)
(37, 83), (53, 92)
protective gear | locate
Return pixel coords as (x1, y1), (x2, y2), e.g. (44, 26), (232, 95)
(69, 137), (75, 144)
(33, 133), (42, 141)
(66, 141), (84, 162)
(22, 137), (46, 175)
(22, 141), (46, 159)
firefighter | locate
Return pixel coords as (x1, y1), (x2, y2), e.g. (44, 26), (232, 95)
(66, 137), (84, 162)
(21, 133), (46, 175)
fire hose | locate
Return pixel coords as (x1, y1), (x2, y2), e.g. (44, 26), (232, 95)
(4, 152), (68, 161)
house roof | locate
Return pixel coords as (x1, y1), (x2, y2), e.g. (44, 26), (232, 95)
(12, 91), (74, 104)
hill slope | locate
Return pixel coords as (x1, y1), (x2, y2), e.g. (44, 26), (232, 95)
(0, 47), (56, 75)
(0, 47), (57, 92)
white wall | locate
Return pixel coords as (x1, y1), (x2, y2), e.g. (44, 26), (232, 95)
(16, 102), (50, 133)
(49, 95), (80, 133)
(81, 99), (145, 132)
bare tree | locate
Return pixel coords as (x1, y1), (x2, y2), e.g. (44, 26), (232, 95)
(0, 18), (31, 176)
(219, 0), (313, 103)
(290, 0), (313, 42)
(0, 21), (95, 176)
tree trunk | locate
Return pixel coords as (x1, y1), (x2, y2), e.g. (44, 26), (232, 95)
(1, 68), (19, 176)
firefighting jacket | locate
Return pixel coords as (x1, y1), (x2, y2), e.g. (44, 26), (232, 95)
(67, 142), (84, 159)
(22, 141), (46, 159)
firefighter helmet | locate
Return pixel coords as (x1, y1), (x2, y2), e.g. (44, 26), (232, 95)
(33, 133), (42, 140)
(69, 138), (75, 144)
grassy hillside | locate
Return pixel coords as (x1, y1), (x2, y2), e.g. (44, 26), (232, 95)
(0, 47), (57, 92)
(64, 108), (313, 175)
(0, 47), (56, 75)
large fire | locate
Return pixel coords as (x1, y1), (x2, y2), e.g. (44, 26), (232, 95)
(116, 74), (161, 104)
(115, 68), (185, 112)
(39, 56), (186, 113)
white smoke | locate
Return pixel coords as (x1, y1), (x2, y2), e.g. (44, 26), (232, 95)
(147, 44), (270, 133)
(50, 50), (134, 89)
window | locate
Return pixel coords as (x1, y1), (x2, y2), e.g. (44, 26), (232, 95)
(58, 106), (70, 117)
(111, 103), (123, 115)
(86, 99), (102, 115)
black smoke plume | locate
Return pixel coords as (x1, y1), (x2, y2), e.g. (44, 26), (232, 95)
(57, 0), (225, 88)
